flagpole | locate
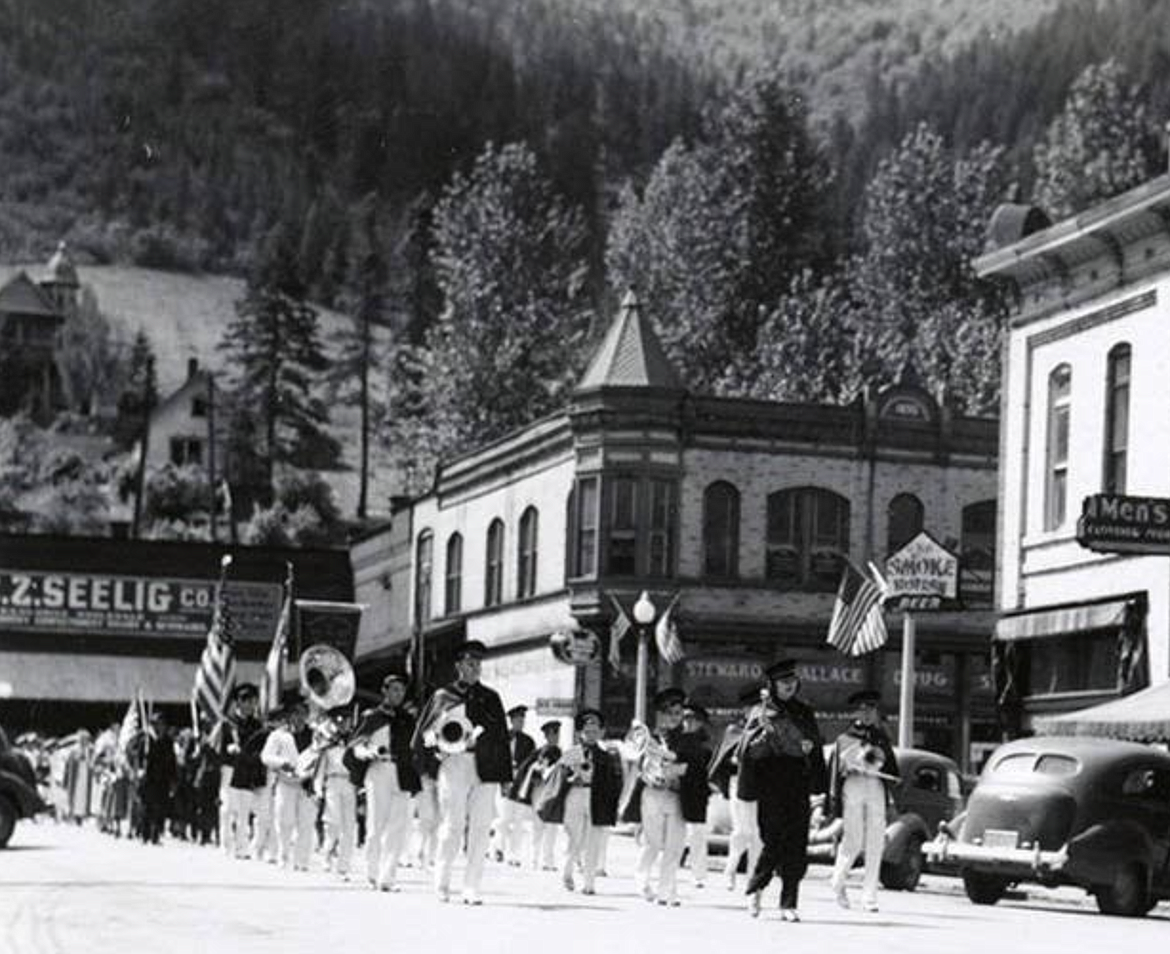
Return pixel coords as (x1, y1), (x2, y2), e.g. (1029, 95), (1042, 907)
(898, 611), (916, 749)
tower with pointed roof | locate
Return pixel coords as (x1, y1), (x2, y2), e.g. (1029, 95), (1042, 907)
(40, 240), (80, 318)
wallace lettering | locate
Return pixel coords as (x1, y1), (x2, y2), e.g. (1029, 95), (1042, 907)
(0, 569), (281, 640)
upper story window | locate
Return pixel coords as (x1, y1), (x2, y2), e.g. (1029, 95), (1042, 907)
(517, 507), (539, 599)
(485, 518), (505, 607)
(1045, 364), (1072, 530)
(1103, 344), (1130, 495)
(191, 397), (208, 418)
(444, 532), (463, 615)
(766, 487), (850, 591)
(568, 474), (678, 580)
(887, 493), (924, 554)
(960, 500), (996, 608)
(703, 481), (740, 578)
(415, 530), (434, 625)
(170, 436), (203, 467)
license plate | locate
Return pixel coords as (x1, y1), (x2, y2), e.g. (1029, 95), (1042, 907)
(983, 829), (1019, 850)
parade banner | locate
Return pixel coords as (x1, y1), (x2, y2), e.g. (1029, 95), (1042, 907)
(0, 568), (282, 641)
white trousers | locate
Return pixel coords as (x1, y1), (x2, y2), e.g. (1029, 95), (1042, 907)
(686, 822), (709, 884)
(434, 753), (498, 895)
(218, 778), (234, 855)
(225, 786), (271, 860)
(531, 817), (560, 869)
(727, 775), (762, 887)
(637, 787), (686, 902)
(492, 796), (530, 863)
(273, 780), (316, 870)
(366, 762), (413, 888)
(411, 777), (439, 866)
(323, 778), (357, 875)
(595, 827), (610, 873)
(830, 774), (887, 904)
(562, 787), (602, 890)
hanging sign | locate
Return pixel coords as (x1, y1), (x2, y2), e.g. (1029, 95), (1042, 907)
(884, 532), (959, 605)
(549, 629), (601, 666)
(1077, 494), (1170, 555)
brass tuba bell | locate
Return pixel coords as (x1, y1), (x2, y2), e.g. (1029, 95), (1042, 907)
(299, 644), (356, 712)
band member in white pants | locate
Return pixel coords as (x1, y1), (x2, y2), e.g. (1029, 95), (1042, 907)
(633, 688), (689, 906)
(412, 641), (512, 905)
(261, 700), (317, 871)
(522, 721), (563, 871)
(492, 705), (536, 865)
(559, 708), (623, 894)
(314, 713), (357, 879)
(680, 704), (714, 888)
(351, 673), (421, 892)
(828, 690), (900, 913)
(218, 683), (270, 861)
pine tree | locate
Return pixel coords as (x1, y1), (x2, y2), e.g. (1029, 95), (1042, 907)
(1032, 59), (1159, 220)
(114, 328), (159, 449)
(218, 223), (339, 497)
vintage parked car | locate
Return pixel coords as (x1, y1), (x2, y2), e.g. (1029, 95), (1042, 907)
(709, 746), (966, 892)
(0, 726), (45, 847)
(924, 736), (1170, 917)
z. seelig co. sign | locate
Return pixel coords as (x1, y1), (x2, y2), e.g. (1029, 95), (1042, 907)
(0, 569), (282, 640)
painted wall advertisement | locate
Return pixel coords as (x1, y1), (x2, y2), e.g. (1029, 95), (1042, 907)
(0, 569), (282, 641)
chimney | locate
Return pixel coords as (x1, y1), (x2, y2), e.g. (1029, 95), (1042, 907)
(187, 357), (199, 381)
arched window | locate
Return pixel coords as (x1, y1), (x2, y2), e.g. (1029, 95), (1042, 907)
(766, 488), (850, 591)
(444, 532), (463, 615)
(568, 478), (599, 578)
(1103, 344), (1130, 494)
(1045, 364), (1072, 530)
(517, 507), (539, 599)
(415, 530), (434, 625)
(485, 519), (505, 607)
(960, 501), (996, 607)
(703, 481), (740, 578)
(887, 493), (924, 554)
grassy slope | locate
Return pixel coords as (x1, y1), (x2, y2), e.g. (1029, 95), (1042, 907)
(0, 263), (398, 516)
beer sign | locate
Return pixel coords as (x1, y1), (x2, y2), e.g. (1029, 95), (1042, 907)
(1077, 494), (1170, 555)
(884, 532), (959, 601)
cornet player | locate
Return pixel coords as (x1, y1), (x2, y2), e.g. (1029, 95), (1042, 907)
(351, 672), (421, 892)
(412, 640), (512, 905)
(260, 698), (317, 871)
(827, 689), (899, 912)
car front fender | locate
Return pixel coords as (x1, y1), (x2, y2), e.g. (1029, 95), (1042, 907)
(0, 769), (46, 817)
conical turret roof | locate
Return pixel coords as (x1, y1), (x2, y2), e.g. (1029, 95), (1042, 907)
(577, 290), (680, 391)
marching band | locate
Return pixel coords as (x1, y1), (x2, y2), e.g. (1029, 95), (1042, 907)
(18, 643), (904, 924)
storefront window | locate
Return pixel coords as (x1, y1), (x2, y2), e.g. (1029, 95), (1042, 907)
(1025, 631), (1120, 697)
(887, 493), (924, 554)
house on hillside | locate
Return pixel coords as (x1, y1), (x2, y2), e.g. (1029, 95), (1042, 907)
(361, 292), (1001, 769)
(0, 241), (79, 420)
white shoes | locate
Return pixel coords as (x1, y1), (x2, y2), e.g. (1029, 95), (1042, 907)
(780, 908), (801, 922)
(461, 889), (483, 906)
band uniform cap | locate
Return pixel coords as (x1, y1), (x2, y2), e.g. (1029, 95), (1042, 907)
(574, 708), (605, 731)
(653, 687), (687, 711)
(540, 720), (561, 735)
(847, 689), (882, 707)
(737, 683), (766, 705)
(455, 640), (488, 660)
(683, 703), (709, 723)
(764, 658), (799, 681)
(382, 671), (409, 688)
(232, 682), (259, 702)
(506, 705), (529, 718)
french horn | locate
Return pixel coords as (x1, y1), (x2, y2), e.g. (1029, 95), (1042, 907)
(424, 707), (483, 755)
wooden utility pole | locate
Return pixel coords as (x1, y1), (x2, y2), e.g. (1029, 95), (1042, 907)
(207, 373), (218, 542)
(130, 354), (155, 539)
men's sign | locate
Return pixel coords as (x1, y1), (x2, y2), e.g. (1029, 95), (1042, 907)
(884, 532), (959, 600)
(1077, 494), (1170, 555)
(0, 569), (282, 641)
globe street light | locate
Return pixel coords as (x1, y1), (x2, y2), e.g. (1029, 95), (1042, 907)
(632, 590), (656, 724)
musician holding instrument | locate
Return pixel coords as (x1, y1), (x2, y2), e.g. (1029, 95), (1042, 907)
(559, 708), (623, 895)
(739, 658), (828, 922)
(411, 640), (512, 905)
(312, 709), (357, 880)
(261, 698), (317, 871)
(219, 683), (271, 861)
(351, 672), (421, 892)
(827, 689), (900, 913)
(491, 705), (536, 866)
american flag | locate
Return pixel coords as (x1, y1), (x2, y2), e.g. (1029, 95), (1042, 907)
(193, 556), (237, 732)
(259, 563), (294, 717)
(826, 562), (889, 656)
(655, 593), (685, 664)
(607, 593), (632, 671)
(117, 689), (146, 756)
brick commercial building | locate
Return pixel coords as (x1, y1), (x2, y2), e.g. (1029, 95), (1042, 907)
(363, 293), (999, 767)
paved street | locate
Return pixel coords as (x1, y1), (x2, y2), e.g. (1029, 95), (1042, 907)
(2, 822), (1167, 954)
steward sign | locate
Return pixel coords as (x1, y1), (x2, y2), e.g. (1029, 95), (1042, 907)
(1077, 494), (1170, 555)
(884, 532), (959, 600)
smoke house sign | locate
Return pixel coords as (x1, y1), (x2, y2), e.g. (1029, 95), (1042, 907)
(1077, 494), (1170, 555)
(0, 569), (282, 641)
(884, 532), (959, 603)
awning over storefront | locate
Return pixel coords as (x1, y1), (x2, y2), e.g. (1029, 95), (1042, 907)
(994, 597), (1134, 641)
(1032, 680), (1170, 742)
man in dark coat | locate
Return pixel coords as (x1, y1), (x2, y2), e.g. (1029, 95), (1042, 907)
(191, 719), (222, 845)
(739, 658), (828, 922)
(411, 640), (511, 904)
(139, 713), (177, 845)
(350, 672), (421, 891)
(559, 708), (622, 894)
(492, 705), (537, 864)
(679, 703), (714, 888)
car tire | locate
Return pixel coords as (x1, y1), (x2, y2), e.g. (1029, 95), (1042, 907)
(881, 835), (925, 891)
(1095, 865), (1149, 918)
(0, 796), (17, 848)
(962, 871), (1009, 906)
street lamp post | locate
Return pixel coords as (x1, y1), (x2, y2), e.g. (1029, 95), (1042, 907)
(632, 590), (656, 725)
